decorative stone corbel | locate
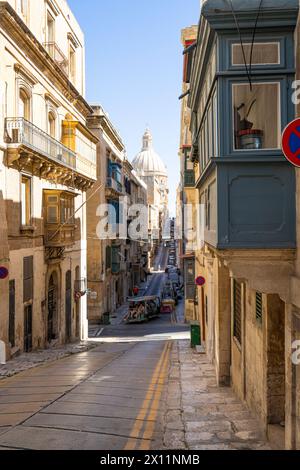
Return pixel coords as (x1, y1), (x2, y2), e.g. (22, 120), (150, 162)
(18, 153), (32, 170)
(6, 148), (20, 167)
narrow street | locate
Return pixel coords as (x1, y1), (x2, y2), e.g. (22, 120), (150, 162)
(0, 245), (269, 450)
(0, 247), (187, 450)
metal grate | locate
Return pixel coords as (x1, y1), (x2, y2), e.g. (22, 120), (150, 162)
(9, 280), (15, 347)
(23, 256), (33, 303)
(233, 280), (242, 344)
(256, 292), (263, 324)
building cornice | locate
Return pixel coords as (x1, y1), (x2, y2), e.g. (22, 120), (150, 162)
(0, 2), (93, 117)
(203, 10), (299, 31)
(100, 116), (125, 153)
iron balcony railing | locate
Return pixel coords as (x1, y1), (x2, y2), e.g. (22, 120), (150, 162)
(106, 177), (123, 194)
(43, 42), (69, 75)
(5, 117), (76, 169)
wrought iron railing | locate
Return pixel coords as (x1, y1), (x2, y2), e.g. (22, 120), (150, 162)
(5, 117), (76, 169)
(43, 42), (69, 75)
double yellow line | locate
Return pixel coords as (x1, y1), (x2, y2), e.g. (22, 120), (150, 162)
(124, 341), (171, 450)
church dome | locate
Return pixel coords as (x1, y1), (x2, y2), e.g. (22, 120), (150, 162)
(132, 129), (167, 177)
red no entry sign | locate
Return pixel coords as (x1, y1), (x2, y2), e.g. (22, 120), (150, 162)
(195, 276), (206, 287)
(0, 267), (9, 280)
(282, 118), (300, 167)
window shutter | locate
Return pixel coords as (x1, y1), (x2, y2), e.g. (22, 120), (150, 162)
(233, 280), (242, 344)
(23, 256), (33, 302)
(256, 292), (263, 324)
(106, 246), (111, 270)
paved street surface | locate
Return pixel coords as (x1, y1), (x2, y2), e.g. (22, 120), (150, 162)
(163, 341), (271, 450)
(0, 305), (270, 450)
(0, 248), (270, 450)
(0, 342), (98, 379)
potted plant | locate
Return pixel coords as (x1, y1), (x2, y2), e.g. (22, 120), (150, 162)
(235, 99), (264, 150)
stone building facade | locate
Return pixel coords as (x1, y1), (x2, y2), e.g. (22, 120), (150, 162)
(181, 0), (300, 450)
(0, 0), (97, 358)
(178, 25), (198, 322)
(86, 107), (148, 324)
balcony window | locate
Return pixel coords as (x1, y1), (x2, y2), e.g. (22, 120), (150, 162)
(21, 175), (31, 226)
(48, 112), (56, 139)
(17, 0), (28, 23)
(44, 191), (75, 247)
(47, 11), (55, 44)
(233, 82), (281, 150)
(232, 42), (280, 67)
(60, 194), (75, 224)
(69, 45), (76, 83)
(19, 88), (30, 120)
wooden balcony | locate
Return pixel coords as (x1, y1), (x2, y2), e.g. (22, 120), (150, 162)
(44, 190), (76, 249)
(45, 224), (75, 248)
(5, 118), (96, 191)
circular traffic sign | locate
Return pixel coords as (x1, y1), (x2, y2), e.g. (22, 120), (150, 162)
(195, 276), (206, 287)
(282, 118), (300, 167)
(0, 267), (9, 280)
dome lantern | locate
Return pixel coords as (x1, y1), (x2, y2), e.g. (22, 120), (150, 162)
(132, 129), (167, 177)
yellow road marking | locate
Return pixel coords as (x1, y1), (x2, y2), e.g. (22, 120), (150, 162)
(124, 342), (169, 450)
(138, 343), (171, 450)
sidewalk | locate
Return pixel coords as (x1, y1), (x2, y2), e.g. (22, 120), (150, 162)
(0, 341), (98, 380)
(162, 340), (271, 450)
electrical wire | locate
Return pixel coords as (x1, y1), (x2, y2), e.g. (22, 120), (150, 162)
(249, 0), (263, 79)
(228, 0), (252, 90)
(228, 0), (264, 92)
(48, 182), (104, 242)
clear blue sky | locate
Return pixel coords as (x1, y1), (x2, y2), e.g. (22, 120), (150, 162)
(68, 0), (200, 216)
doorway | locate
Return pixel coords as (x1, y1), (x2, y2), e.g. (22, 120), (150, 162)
(266, 294), (286, 449)
(24, 305), (32, 352)
(75, 266), (80, 339)
(65, 270), (72, 341)
(9, 280), (15, 348)
(47, 273), (58, 342)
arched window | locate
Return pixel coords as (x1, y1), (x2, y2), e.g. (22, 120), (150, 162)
(48, 111), (56, 138)
(19, 88), (30, 120)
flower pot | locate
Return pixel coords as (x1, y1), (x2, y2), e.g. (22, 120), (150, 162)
(238, 129), (263, 150)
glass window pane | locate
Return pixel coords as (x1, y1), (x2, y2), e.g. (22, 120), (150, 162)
(232, 42), (280, 66)
(233, 82), (280, 150)
(48, 206), (58, 223)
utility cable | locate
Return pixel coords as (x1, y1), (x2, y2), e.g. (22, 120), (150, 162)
(249, 0), (263, 79)
(48, 182), (104, 242)
(228, 0), (252, 90)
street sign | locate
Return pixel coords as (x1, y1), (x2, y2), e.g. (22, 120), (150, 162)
(282, 118), (300, 167)
(195, 276), (205, 287)
(0, 267), (8, 280)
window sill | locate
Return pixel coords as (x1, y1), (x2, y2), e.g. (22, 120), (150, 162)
(20, 225), (35, 234)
